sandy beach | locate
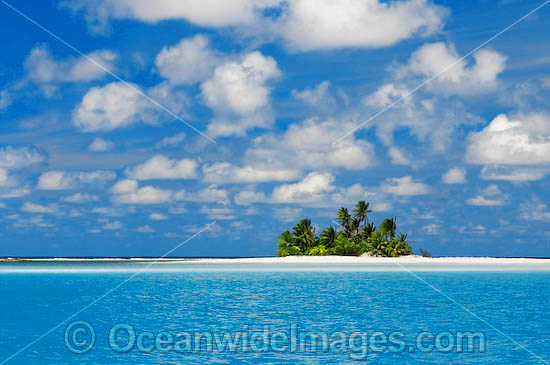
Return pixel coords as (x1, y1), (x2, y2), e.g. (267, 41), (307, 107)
(2, 256), (550, 272)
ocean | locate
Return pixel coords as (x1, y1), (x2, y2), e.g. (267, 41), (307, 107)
(0, 261), (549, 363)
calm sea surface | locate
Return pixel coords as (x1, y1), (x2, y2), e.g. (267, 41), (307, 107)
(0, 262), (549, 364)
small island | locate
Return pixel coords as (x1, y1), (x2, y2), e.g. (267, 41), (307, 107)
(277, 201), (413, 257)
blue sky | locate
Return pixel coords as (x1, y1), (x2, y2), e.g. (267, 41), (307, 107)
(1, 0), (549, 257)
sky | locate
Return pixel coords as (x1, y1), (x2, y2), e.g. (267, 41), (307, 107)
(0, 0), (550, 257)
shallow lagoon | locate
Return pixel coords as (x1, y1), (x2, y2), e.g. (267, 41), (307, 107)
(1, 262), (549, 363)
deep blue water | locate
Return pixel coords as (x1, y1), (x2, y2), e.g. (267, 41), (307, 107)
(0, 263), (549, 364)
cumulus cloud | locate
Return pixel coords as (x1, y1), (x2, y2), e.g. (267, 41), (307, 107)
(175, 185), (230, 205)
(381, 176), (429, 196)
(202, 162), (300, 184)
(24, 44), (116, 86)
(273, 207), (303, 222)
(292, 81), (335, 107)
(156, 132), (186, 148)
(72, 82), (159, 132)
(520, 198), (550, 222)
(114, 186), (172, 205)
(466, 113), (550, 165)
(467, 184), (508, 206)
(21, 202), (58, 214)
(0, 168), (17, 187)
(149, 213), (167, 220)
(102, 220), (123, 230)
(110, 179), (139, 194)
(38, 170), (115, 190)
(244, 118), (375, 172)
(279, 0), (447, 51)
(62, 193), (100, 203)
(61, 0), (278, 34)
(0, 146), (44, 169)
(442, 168), (466, 184)
(201, 51), (281, 137)
(0, 187), (31, 199)
(125, 155), (198, 180)
(272, 172), (335, 204)
(234, 191), (268, 206)
(399, 42), (506, 96)
(387, 147), (411, 166)
(480, 165), (550, 182)
(200, 206), (236, 220)
(0, 89), (11, 110)
(137, 225), (155, 233)
(88, 137), (114, 151)
(155, 35), (220, 85)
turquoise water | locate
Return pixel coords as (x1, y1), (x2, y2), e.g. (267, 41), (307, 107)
(0, 262), (549, 363)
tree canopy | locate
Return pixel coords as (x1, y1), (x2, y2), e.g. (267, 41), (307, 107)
(276, 201), (413, 257)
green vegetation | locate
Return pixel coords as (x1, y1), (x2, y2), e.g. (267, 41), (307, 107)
(277, 201), (413, 257)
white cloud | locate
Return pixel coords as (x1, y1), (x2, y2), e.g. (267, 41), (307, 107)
(0, 146), (44, 169)
(0, 187), (31, 199)
(467, 196), (505, 207)
(0, 89), (11, 110)
(520, 198), (550, 222)
(381, 176), (429, 196)
(423, 223), (440, 235)
(155, 35), (220, 84)
(467, 185), (507, 206)
(73, 82), (158, 132)
(156, 132), (186, 148)
(114, 186), (173, 205)
(168, 206), (188, 215)
(62, 0), (277, 34)
(88, 137), (114, 152)
(137, 225), (155, 233)
(400, 42), (506, 97)
(175, 185), (230, 205)
(234, 191), (268, 206)
(102, 220), (123, 230)
(480, 165), (550, 182)
(273, 207), (303, 222)
(149, 213), (167, 220)
(202, 162), (300, 184)
(442, 168), (466, 184)
(202, 51), (281, 137)
(388, 147), (411, 165)
(200, 206), (236, 220)
(279, 0), (447, 51)
(292, 81), (335, 107)
(24, 44), (116, 85)
(0, 168), (17, 187)
(466, 113), (550, 165)
(272, 172), (335, 204)
(38, 170), (115, 190)
(92, 206), (135, 217)
(244, 118), (375, 171)
(125, 155), (198, 180)
(21, 202), (58, 214)
(110, 179), (139, 194)
(62, 193), (100, 203)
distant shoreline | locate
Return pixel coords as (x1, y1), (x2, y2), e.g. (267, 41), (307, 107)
(2, 255), (550, 264)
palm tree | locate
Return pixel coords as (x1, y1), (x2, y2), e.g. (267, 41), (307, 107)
(336, 208), (352, 238)
(277, 231), (295, 248)
(379, 217), (397, 240)
(292, 219), (316, 250)
(353, 201), (372, 225)
(319, 226), (337, 248)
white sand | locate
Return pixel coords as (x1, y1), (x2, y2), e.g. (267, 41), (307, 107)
(2, 256), (550, 272)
